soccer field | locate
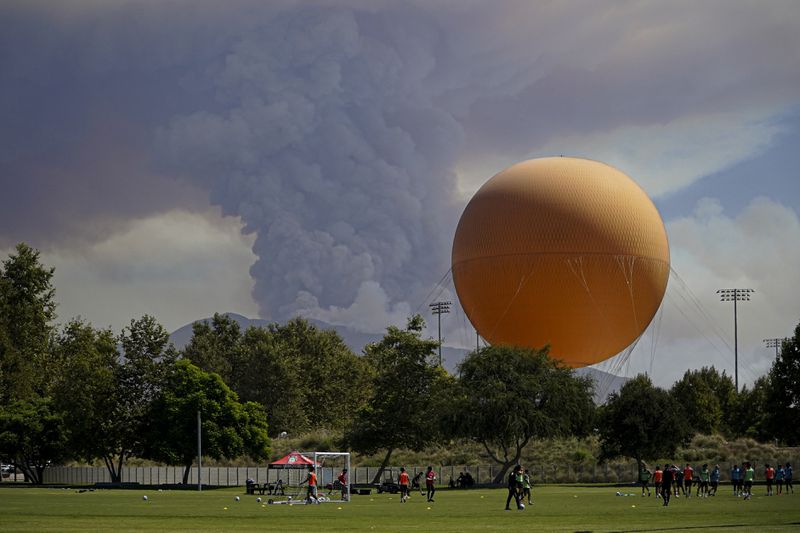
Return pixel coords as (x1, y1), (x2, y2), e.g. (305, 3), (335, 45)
(0, 485), (798, 532)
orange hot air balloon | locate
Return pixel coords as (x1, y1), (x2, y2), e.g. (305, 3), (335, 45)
(452, 157), (670, 367)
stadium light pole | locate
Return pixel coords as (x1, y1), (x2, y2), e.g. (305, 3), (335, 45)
(763, 337), (789, 361)
(429, 301), (451, 366)
(197, 410), (202, 492)
(717, 288), (753, 393)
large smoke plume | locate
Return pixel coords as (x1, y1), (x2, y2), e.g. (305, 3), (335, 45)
(158, 6), (465, 324)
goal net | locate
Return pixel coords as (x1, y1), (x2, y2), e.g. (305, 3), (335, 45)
(313, 451), (351, 503)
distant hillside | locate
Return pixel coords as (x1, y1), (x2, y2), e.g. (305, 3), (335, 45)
(170, 313), (628, 403)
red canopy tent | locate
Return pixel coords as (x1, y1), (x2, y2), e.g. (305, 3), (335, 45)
(268, 451), (320, 492)
(269, 451), (319, 469)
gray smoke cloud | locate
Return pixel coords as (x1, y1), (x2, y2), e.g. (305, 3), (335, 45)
(2, 0), (799, 343)
(157, 5), (465, 320)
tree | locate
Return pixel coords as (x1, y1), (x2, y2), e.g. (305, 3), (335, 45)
(182, 313), (243, 385)
(236, 327), (308, 435)
(0, 243), (57, 403)
(345, 315), (450, 484)
(730, 376), (771, 441)
(453, 345), (595, 483)
(95, 316), (177, 482)
(669, 367), (736, 436)
(598, 374), (689, 468)
(764, 322), (800, 444)
(267, 318), (371, 431)
(0, 397), (68, 484)
(183, 315), (371, 436)
(145, 360), (270, 484)
(48, 320), (119, 466)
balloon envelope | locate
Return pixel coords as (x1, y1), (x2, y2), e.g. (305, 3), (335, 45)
(452, 157), (670, 367)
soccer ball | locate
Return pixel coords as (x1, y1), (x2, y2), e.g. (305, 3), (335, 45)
(256, 497), (262, 503)
(142, 495), (148, 501)
(234, 496), (240, 502)
(518, 503), (525, 510)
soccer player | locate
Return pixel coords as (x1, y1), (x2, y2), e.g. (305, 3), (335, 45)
(710, 465), (720, 496)
(674, 465), (684, 497)
(743, 462), (755, 500)
(731, 464), (742, 496)
(698, 464), (709, 497)
(683, 463), (694, 497)
(398, 467), (410, 503)
(776, 464), (785, 495)
(784, 462), (793, 494)
(639, 463), (652, 497)
(337, 468), (348, 501)
(653, 465), (663, 498)
(299, 465), (319, 504)
(661, 464), (674, 506)
(504, 465), (522, 511)
(425, 466), (436, 502)
(765, 463), (775, 496)
(522, 468), (533, 505)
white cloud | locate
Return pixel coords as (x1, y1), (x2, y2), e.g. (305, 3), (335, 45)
(454, 109), (785, 201)
(21, 209), (259, 333)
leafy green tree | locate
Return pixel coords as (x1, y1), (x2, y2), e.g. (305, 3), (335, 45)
(598, 374), (689, 468)
(236, 326), (308, 435)
(730, 375), (771, 441)
(183, 315), (371, 436)
(267, 318), (371, 431)
(669, 367), (736, 436)
(345, 315), (450, 483)
(94, 316), (177, 482)
(0, 243), (57, 402)
(0, 396), (68, 484)
(145, 360), (270, 484)
(763, 323), (800, 444)
(48, 320), (119, 466)
(453, 345), (595, 483)
(182, 313), (243, 385)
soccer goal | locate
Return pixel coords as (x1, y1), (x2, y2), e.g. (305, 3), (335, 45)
(313, 451), (351, 503)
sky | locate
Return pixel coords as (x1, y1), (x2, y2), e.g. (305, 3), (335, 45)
(1, 0), (798, 388)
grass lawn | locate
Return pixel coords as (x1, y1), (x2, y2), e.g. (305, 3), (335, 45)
(0, 484), (798, 532)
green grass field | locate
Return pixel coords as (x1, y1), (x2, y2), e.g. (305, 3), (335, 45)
(1, 485), (798, 532)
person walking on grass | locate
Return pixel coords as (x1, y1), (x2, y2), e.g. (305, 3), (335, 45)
(505, 465), (522, 511)
(398, 467), (410, 503)
(639, 463), (652, 497)
(731, 464), (742, 496)
(337, 468), (349, 501)
(710, 465), (720, 496)
(765, 463), (775, 496)
(784, 463), (793, 494)
(743, 462), (755, 500)
(661, 464), (674, 506)
(674, 465), (684, 497)
(698, 464), (710, 497)
(522, 468), (533, 505)
(299, 465), (319, 504)
(653, 465), (663, 498)
(425, 466), (436, 503)
(776, 464), (785, 495)
(683, 463), (694, 498)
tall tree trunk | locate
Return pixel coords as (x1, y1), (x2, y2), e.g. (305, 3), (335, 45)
(371, 447), (394, 485)
(183, 464), (192, 485)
